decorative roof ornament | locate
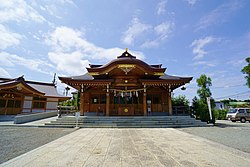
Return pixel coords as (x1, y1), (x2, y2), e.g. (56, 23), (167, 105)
(117, 49), (136, 59)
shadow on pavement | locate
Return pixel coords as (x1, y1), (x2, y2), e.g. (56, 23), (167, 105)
(215, 121), (249, 128)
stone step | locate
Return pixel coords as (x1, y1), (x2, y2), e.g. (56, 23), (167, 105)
(59, 116), (193, 120)
(79, 124), (206, 128)
(50, 121), (202, 125)
(45, 122), (201, 125)
(44, 116), (207, 128)
(56, 118), (197, 122)
(51, 120), (199, 124)
(45, 122), (207, 127)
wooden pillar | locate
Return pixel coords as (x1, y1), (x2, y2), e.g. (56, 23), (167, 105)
(80, 92), (84, 115)
(106, 93), (110, 116)
(161, 92), (165, 113)
(168, 92), (173, 116)
(143, 92), (147, 116)
(143, 84), (147, 116)
(105, 84), (110, 116)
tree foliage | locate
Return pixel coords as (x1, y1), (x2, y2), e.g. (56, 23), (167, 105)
(241, 57), (250, 88)
(196, 74), (212, 101)
(74, 91), (80, 109)
(192, 74), (215, 124)
(172, 95), (189, 106)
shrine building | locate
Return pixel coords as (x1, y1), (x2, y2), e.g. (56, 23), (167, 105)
(59, 49), (192, 116)
(0, 76), (69, 115)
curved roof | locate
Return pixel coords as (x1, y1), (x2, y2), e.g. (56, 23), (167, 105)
(0, 76), (45, 96)
(86, 50), (166, 75)
(58, 50), (193, 91)
(0, 76), (70, 100)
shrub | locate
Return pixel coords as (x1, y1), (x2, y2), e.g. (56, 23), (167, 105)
(192, 97), (216, 124)
(214, 109), (228, 120)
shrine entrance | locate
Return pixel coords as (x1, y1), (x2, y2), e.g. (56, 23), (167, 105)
(110, 92), (143, 116)
(59, 49), (192, 116)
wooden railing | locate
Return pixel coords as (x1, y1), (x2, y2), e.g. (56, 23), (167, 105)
(57, 106), (78, 118)
(172, 106), (190, 115)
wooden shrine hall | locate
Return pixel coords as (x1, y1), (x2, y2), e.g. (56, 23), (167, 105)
(59, 49), (192, 116)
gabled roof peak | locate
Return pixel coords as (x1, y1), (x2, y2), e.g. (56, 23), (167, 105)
(117, 48), (136, 59)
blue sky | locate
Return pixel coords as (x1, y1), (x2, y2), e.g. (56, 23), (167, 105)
(0, 0), (250, 101)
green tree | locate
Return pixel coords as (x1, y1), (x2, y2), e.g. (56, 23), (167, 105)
(172, 95), (189, 106)
(241, 57), (250, 88)
(196, 74), (212, 101)
(191, 96), (199, 118)
(75, 91), (80, 110)
(195, 74), (215, 124)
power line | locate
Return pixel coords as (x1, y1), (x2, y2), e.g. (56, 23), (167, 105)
(211, 84), (246, 89)
(186, 84), (245, 89)
(214, 91), (250, 100)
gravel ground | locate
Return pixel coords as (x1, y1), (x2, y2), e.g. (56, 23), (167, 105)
(0, 127), (76, 164)
(178, 120), (250, 153)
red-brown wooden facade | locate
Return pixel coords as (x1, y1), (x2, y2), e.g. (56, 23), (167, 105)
(0, 76), (69, 115)
(59, 50), (192, 116)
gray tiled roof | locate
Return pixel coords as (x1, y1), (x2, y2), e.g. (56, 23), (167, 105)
(27, 83), (66, 98)
(66, 73), (189, 81)
(159, 74), (186, 80)
(69, 73), (94, 80)
(0, 77), (69, 99)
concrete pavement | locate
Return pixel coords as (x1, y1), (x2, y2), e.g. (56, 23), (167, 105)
(1, 128), (250, 167)
(0, 116), (58, 127)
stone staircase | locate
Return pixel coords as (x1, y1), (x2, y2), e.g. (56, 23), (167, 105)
(44, 116), (207, 128)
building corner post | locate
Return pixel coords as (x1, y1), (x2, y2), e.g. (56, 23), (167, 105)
(106, 93), (110, 116)
(143, 84), (147, 116)
(168, 92), (173, 116)
(106, 84), (110, 116)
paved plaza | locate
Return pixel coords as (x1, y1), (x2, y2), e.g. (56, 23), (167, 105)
(1, 128), (250, 167)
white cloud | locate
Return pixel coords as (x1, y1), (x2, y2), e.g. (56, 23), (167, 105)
(57, 0), (75, 5)
(0, 68), (11, 78)
(192, 61), (216, 67)
(0, 0), (46, 23)
(48, 51), (90, 75)
(0, 24), (22, 49)
(154, 22), (174, 40)
(190, 36), (216, 60)
(121, 17), (151, 45)
(227, 59), (245, 67)
(141, 40), (159, 48)
(46, 26), (145, 75)
(185, 0), (198, 6)
(45, 26), (87, 52)
(0, 52), (53, 74)
(197, 1), (243, 30)
(156, 1), (167, 15)
(141, 21), (174, 48)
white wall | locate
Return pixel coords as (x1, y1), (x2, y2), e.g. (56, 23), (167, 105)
(22, 97), (60, 113)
